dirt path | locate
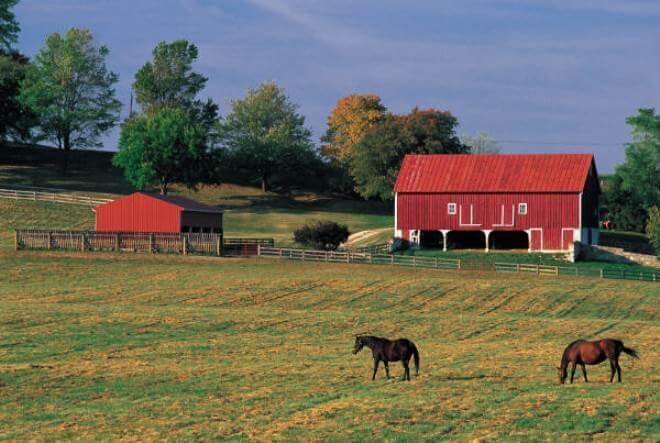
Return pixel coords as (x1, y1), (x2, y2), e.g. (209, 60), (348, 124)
(345, 227), (391, 245)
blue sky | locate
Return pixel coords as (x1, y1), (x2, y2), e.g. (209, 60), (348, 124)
(15, 0), (660, 172)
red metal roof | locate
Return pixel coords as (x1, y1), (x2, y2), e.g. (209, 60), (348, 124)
(394, 154), (596, 193)
(145, 193), (223, 213)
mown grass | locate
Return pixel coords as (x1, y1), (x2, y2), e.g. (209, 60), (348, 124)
(0, 249), (657, 440)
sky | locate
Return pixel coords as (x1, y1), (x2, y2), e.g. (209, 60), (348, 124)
(14, 0), (660, 173)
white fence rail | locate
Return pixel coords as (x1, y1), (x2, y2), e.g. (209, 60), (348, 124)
(0, 187), (114, 206)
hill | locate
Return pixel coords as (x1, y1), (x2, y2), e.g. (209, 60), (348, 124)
(0, 250), (657, 440)
(0, 145), (393, 247)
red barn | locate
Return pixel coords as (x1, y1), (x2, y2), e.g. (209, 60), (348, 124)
(393, 153), (600, 253)
(95, 192), (223, 234)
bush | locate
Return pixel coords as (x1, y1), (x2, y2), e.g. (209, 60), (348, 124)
(646, 206), (660, 256)
(294, 220), (350, 251)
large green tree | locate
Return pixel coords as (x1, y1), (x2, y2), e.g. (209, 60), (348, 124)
(0, 0), (19, 52)
(19, 28), (121, 173)
(132, 39), (219, 146)
(0, 51), (35, 143)
(351, 108), (467, 200)
(220, 81), (316, 192)
(113, 108), (209, 195)
(603, 108), (660, 232)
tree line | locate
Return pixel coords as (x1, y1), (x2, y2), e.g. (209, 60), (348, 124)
(0, 1), (657, 241)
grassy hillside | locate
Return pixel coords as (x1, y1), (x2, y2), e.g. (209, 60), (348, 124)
(0, 146), (393, 247)
(0, 250), (657, 440)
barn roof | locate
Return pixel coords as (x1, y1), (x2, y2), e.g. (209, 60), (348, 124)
(394, 153), (596, 193)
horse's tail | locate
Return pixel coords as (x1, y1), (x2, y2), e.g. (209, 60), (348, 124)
(622, 344), (639, 359)
(411, 343), (420, 376)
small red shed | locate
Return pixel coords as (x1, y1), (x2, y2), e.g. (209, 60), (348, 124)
(393, 153), (600, 253)
(94, 192), (223, 234)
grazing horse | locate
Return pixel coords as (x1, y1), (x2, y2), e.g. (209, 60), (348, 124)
(352, 335), (420, 381)
(558, 339), (639, 384)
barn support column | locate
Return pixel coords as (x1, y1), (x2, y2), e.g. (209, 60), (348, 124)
(483, 230), (492, 252)
(440, 230), (450, 251)
(525, 230), (532, 252)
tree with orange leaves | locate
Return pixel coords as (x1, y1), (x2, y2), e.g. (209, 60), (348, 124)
(321, 94), (386, 164)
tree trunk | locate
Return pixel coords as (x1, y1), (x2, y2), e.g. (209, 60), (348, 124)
(261, 174), (269, 192)
(62, 137), (70, 176)
(160, 181), (168, 195)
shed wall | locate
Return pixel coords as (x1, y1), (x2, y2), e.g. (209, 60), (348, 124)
(95, 193), (181, 233)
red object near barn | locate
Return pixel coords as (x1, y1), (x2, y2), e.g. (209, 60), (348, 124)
(393, 153), (600, 253)
(94, 192), (223, 234)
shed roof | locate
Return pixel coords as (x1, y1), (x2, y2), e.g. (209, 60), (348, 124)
(96, 192), (223, 213)
(393, 153), (596, 193)
(145, 193), (223, 213)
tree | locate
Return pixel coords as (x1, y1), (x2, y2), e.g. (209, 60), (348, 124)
(113, 108), (209, 195)
(19, 28), (121, 174)
(350, 108), (467, 200)
(603, 108), (660, 232)
(0, 0), (19, 53)
(646, 206), (660, 255)
(461, 132), (499, 154)
(0, 51), (35, 143)
(132, 39), (219, 142)
(220, 81), (316, 192)
(133, 40), (207, 113)
(321, 94), (386, 163)
(294, 220), (350, 250)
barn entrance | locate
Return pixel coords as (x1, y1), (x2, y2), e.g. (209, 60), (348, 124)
(489, 231), (529, 250)
(446, 231), (486, 250)
(420, 230), (443, 248)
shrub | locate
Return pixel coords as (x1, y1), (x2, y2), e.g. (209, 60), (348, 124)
(646, 206), (660, 256)
(294, 220), (350, 251)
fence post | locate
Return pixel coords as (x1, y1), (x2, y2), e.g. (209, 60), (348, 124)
(347, 252), (350, 263)
(435, 256), (438, 269)
(256, 243), (260, 258)
(537, 265), (540, 276)
(302, 250), (306, 261)
(80, 233), (85, 252)
(391, 255), (394, 265)
(600, 269), (603, 279)
(115, 233), (120, 252)
(182, 235), (188, 256)
(458, 259), (461, 270)
(516, 263), (520, 273)
(150, 233), (155, 254)
(14, 230), (18, 250)
(47, 232), (52, 250)
(33, 191), (36, 201)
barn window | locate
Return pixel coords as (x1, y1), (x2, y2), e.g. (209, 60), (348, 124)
(448, 203), (457, 215)
(518, 203), (528, 215)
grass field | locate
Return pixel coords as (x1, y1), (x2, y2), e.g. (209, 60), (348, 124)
(0, 250), (658, 440)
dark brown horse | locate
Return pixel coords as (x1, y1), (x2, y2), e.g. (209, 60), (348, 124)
(353, 335), (420, 381)
(558, 339), (639, 384)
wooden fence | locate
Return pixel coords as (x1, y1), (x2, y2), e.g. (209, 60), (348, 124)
(15, 229), (278, 257)
(0, 187), (114, 206)
(257, 246), (658, 283)
(494, 262), (658, 282)
(258, 246), (461, 270)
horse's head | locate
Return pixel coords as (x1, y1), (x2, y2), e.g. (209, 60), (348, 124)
(557, 365), (567, 384)
(352, 336), (365, 354)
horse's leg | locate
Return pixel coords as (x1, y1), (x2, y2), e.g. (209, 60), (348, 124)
(372, 359), (380, 381)
(570, 362), (576, 384)
(609, 360), (616, 383)
(402, 359), (410, 381)
(615, 360), (622, 383)
(581, 363), (588, 382)
(384, 361), (390, 379)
